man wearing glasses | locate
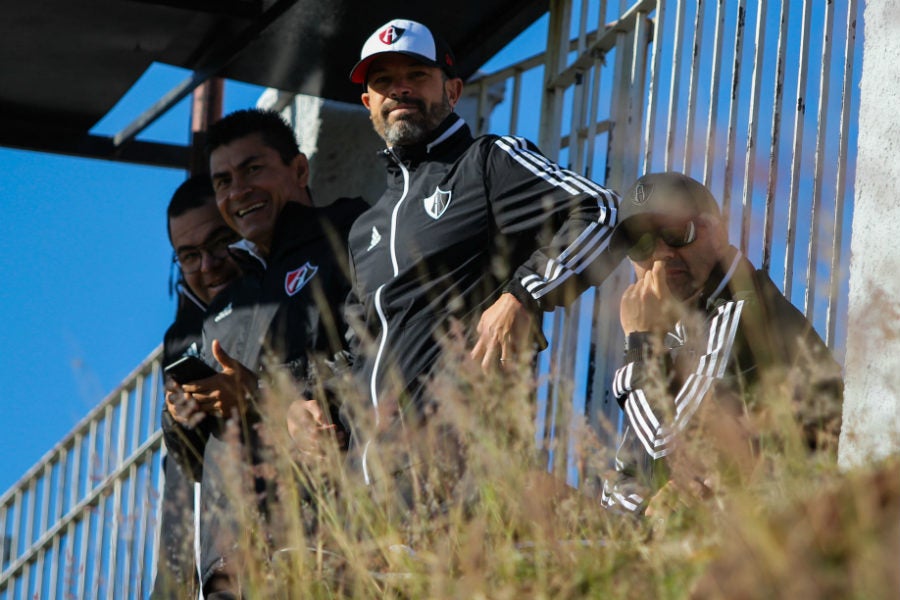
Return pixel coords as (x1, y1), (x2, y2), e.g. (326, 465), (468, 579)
(602, 172), (843, 515)
(154, 174), (241, 599)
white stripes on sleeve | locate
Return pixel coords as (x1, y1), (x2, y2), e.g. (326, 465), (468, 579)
(616, 300), (745, 459)
(494, 136), (618, 301)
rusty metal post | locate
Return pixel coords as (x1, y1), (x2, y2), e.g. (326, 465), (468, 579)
(189, 78), (225, 175)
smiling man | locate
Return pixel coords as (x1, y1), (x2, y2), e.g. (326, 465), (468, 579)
(601, 172), (844, 515)
(165, 109), (366, 598)
(344, 19), (623, 498)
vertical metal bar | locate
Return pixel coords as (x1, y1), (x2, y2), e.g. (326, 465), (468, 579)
(36, 468), (51, 598)
(584, 56), (603, 178)
(99, 407), (111, 490)
(76, 423), (96, 599)
(117, 390), (129, 479)
(48, 536), (60, 600)
(569, 71), (585, 168)
(63, 521), (75, 599)
(641, 0), (666, 173)
(537, 0), (573, 464)
(121, 463), (138, 596)
(703, 0), (727, 185)
(721, 0), (746, 223)
(608, 13), (634, 190)
(55, 452), (68, 524)
(148, 452), (166, 593)
(739, 0), (767, 253)
(763, 0), (790, 271)
(8, 489), (21, 575)
(508, 69), (523, 135)
(577, 0), (589, 54)
(148, 359), (162, 433)
(0, 502), (6, 569)
(39, 465), (51, 541)
(803, 0), (835, 322)
(477, 78), (489, 137)
(543, 309), (566, 470)
(682, 0), (706, 173)
(132, 375), (144, 455)
(92, 496), (107, 600)
(23, 481), (35, 561)
(70, 435), (82, 516)
(77, 513), (91, 599)
(663, 0), (686, 170)
(826, 0), (858, 348)
(783, 0), (812, 298)
(107, 480), (123, 600)
(33, 547), (43, 600)
(538, 0), (572, 159)
(625, 13), (650, 185)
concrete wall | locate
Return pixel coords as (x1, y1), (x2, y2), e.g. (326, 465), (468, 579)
(838, 0), (900, 468)
(258, 89), (386, 207)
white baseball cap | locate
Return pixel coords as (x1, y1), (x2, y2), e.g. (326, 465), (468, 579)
(349, 18), (458, 84)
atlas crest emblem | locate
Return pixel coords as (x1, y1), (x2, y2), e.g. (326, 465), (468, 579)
(633, 182), (652, 206)
(423, 187), (452, 220)
(285, 262), (318, 297)
(378, 25), (405, 45)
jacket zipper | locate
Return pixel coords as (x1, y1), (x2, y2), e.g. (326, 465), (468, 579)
(363, 150), (410, 484)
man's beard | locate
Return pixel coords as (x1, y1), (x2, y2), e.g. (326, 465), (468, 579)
(376, 93), (453, 147)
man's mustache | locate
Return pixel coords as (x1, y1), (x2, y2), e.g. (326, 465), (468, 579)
(382, 97), (426, 118)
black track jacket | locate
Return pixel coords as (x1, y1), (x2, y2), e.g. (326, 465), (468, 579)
(601, 248), (844, 514)
(202, 198), (367, 398)
(344, 114), (622, 477)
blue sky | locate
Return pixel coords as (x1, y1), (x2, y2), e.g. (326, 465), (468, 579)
(0, 20), (550, 494)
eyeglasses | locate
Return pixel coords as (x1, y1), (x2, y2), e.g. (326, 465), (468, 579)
(174, 231), (239, 274)
(625, 220), (696, 261)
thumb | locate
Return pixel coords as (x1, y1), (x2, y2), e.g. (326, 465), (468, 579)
(211, 339), (239, 372)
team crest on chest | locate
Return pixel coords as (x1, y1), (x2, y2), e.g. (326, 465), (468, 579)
(423, 187), (452, 220)
(285, 262), (318, 296)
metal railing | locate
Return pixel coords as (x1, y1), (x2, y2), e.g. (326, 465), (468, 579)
(0, 0), (863, 597)
(0, 348), (165, 600)
(467, 0), (861, 483)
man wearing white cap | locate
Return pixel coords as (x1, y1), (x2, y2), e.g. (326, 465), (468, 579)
(345, 19), (624, 490)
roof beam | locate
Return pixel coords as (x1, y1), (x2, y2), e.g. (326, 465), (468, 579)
(111, 0), (300, 149)
(125, 0), (262, 18)
(0, 129), (188, 169)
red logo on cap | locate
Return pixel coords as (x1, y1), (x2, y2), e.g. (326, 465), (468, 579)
(378, 25), (405, 45)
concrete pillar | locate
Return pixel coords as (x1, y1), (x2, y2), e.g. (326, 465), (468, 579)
(838, 0), (900, 468)
(258, 89), (386, 207)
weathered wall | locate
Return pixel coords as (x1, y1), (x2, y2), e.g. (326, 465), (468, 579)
(838, 0), (900, 468)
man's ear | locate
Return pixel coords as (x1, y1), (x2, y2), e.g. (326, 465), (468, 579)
(444, 77), (464, 109)
(293, 152), (310, 188)
(361, 92), (371, 110)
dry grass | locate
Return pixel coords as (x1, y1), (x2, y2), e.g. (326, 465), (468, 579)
(202, 342), (899, 599)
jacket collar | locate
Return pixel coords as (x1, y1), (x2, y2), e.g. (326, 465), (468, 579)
(229, 201), (325, 270)
(381, 113), (473, 167)
(698, 246), (756, 311)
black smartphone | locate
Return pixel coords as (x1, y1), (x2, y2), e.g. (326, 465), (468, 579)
(164, 354), (217, 384)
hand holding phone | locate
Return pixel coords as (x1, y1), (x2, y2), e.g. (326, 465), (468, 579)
(164, 354), (217, 384)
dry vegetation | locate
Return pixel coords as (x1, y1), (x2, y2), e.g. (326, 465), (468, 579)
(192, 341), (899, 599)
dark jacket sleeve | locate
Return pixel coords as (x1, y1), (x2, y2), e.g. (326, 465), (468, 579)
(161, 310), (214, 482)
(482, 135), (624, 311)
